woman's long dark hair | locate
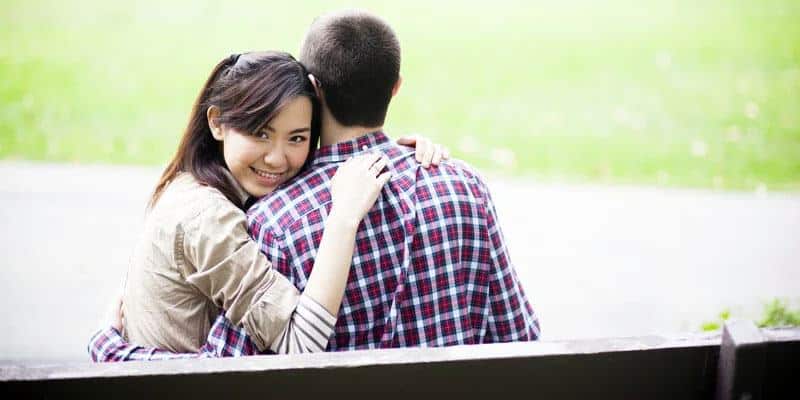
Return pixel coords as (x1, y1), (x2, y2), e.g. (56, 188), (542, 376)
(149, 51), (320, 210)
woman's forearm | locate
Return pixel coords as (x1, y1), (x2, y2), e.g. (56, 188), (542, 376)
(301, 209), (360, 317)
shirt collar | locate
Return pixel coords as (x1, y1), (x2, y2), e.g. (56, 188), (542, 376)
(312, 131), (391, 165)
(221, 168), (249, 204)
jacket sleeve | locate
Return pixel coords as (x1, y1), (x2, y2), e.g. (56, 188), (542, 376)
(179, 202), (335, 352)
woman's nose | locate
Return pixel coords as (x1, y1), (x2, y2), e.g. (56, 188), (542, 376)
(262, 143), (287, 169)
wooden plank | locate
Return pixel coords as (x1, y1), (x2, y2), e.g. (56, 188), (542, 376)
(2, 333), (719, 400)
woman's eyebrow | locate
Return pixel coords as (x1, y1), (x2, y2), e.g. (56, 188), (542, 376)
(262, 126), (311, 134)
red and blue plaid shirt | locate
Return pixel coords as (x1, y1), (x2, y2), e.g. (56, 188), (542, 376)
(248, 131), (539, 350)
(89, 131), (539, 361)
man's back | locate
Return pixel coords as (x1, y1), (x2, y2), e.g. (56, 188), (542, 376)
(248, 132), (539, 350)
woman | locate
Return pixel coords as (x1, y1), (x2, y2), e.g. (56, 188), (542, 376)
(89, 51), (447, 358)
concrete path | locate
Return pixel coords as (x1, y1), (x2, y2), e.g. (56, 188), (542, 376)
(1, 161), (798, 361)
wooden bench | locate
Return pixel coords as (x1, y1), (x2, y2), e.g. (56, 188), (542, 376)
(2, 321), (797, 399)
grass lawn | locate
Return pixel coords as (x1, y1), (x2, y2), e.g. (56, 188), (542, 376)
(2, 0), (799, 190)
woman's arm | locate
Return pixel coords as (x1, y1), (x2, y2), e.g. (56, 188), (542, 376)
(296, 142), (446, 329)
(263, 152), (390, 354)
(302, 152), (391, 317)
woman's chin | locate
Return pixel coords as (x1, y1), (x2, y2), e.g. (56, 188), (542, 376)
(242, 181), (276, 198)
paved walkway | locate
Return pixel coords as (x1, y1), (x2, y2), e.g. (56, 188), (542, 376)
(1, 161), (799, 361)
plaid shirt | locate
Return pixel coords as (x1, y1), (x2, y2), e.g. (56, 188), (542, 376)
(88, 131), (539, 361)
(249, 131), (539, 350)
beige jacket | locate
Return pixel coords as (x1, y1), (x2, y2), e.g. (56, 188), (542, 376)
(122, 172), (302, 352)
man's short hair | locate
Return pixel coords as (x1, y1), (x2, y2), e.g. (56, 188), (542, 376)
(300, 9), (400, 127)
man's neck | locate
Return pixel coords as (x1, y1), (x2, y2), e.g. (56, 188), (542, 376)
(319, 108), (383, 147)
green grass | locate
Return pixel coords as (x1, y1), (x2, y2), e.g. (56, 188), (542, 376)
(2, 0), (799, 190)
(701, 298), (800, 331)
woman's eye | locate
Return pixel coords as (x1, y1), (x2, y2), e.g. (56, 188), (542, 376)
(255, 132), (269, 140)
(290, 136), (308, 143)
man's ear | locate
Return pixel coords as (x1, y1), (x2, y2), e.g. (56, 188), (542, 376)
(308, 74), (323, 99)
(391, 74), (403, 98)
(207, 105), (225, 141)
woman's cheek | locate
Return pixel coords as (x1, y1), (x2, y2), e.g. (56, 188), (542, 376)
(289, 145), (310, 170)
(234, 139), (266, 165)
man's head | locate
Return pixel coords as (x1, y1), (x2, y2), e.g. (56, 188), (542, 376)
(300, 9), (401, 128)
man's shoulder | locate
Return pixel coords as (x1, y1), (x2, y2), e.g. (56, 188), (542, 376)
(365, 139), (488, 203)
(427, 158), (483, 182)
(379, 141), (482, 182)
(405, 156), (490, 207)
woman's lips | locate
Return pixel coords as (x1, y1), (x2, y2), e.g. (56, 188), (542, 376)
(250, 167), (285, 185)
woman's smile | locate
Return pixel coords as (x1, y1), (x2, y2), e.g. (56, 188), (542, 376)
(250, 166), (286, 186)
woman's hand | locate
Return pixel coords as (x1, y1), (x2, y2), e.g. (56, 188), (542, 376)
(396, 135), (450, 168)
(329, 152), (392, 226)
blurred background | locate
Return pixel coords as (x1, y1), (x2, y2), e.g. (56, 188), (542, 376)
(1, 0), (798, 361)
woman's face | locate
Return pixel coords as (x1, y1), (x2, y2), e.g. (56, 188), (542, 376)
(211, 96), (312, 198)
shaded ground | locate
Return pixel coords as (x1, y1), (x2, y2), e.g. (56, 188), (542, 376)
(1, 161), (798, 361)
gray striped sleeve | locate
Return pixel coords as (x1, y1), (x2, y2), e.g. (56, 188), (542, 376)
(269, 295), (337, 354)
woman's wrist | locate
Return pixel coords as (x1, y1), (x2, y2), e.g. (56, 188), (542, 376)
(327, 208), (362, 232)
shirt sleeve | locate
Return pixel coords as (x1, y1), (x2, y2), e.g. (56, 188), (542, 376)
(88, 327), (205, 362)
(269, 295), (337, 353)
(474, 174), (541, 342)
(88, 312), (255, 361)
(180, 201), (336, 353)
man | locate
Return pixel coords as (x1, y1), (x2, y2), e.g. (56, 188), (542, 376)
(90, 9), (538, 361)
(250, 9), (538, 351)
